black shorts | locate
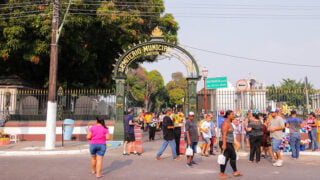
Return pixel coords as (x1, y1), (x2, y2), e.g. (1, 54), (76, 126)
(125, 133), (135, 142)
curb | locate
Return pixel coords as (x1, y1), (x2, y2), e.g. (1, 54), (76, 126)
(1, 150), (319, 156)
(0, 149), (89, 156)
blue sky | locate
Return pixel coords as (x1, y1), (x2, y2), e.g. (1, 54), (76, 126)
(143, 0), (320, 90)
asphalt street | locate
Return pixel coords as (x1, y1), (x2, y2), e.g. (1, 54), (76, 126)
(1, 132), (320, 180)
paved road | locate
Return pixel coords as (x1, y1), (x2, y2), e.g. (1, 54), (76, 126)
(1, 132), (320, 180)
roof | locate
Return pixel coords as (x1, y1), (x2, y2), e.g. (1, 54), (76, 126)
(0, 75), (31, 87)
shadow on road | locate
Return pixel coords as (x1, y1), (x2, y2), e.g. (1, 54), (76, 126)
(102, 159), (133, 175)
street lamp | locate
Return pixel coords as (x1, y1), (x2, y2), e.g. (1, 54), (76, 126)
(202, 67), (209, 114)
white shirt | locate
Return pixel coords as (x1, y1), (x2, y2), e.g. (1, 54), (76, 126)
(201, 121), (212, 139)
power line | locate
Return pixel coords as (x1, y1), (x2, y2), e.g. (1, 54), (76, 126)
(0, 10), (45, 16)
(183, 45), (320, 68)
(0, 13), (49, 20)
(0, 1), (45, 6)
(67, 12), (320, 19)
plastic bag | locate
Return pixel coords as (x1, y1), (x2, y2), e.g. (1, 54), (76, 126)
(217, 152), (226, 165)
(186, 146), (193, 156)
(196, 145), (202, 154)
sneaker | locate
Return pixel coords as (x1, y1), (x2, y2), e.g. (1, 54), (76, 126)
(272, 160), (279, 166)
(122, 153), (129, 156)
(276, 160), (283, 167)
(134, 152), (142, 156)
(186, 163), (193, 167)
(191, 161), (198, 165)
(273, 160), (283, 167)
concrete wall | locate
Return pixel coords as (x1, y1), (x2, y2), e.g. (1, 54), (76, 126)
(3, 121), (115, 141)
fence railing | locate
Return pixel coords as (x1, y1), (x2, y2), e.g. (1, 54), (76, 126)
(0, 87), (116, 121)
(197, 89), (320, 119)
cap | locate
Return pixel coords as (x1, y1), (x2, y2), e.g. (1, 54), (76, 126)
(219, 110), (225, 115)
(269, 109), (278, 113)
(127, 108), (133, 113)
(188, 112), (195, 116)
(165, 108), (173, 113)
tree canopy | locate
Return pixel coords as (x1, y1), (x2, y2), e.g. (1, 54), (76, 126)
(267, 78), (314, 108)
(126, 66), (167, 111)
(0, 0), (179, 88)
(166, 72), (187, 108)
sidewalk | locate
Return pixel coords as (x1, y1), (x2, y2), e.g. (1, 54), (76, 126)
(1, 131), (319, 156)
(0, 141), (122, 156)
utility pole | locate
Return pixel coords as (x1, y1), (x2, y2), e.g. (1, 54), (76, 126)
(45, 0), (59, 150)
(305, 76), (310, 113)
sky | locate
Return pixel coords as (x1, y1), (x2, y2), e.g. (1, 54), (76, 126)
(142, 0), (320, 90)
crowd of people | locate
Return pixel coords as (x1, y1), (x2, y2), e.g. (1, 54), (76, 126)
(86, 107), (319, 179)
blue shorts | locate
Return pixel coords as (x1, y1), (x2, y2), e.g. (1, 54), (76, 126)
(90, 144), (106, 157)
(271, 138), (282, 152)
(246, 132), (251, 139)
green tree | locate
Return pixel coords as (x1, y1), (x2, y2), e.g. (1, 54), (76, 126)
(168, 88), (185, 106)
(166, 72), (187, 108)
(0, 0), (179, 88)
(126, 66), (166, 111)
(267, 78), (314, 108)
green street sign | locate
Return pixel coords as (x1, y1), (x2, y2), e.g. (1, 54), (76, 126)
(206, 77), (228, 89)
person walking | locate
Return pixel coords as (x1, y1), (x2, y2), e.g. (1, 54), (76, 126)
(244, 111), (253, 148)
(306, 112), (318, 151)
(201, 114), (212, 156)
(185, 112), (199, 167)
(269, 110), (285, 167)
(286, 110), (303, 159)
(149, 112), (158, 141)
(86, 116), (110, 178)
(123, 109), (141, 156)
(156, 108), (180, 161)
(247, 113), (263, 163)
(209, 113), (217, 155)
(262, 114), (275, 162)
(219, 110), (242, 179)
(173, 112), (183, 156)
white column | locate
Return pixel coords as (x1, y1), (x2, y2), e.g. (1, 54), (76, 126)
(45, 101), (57, 149)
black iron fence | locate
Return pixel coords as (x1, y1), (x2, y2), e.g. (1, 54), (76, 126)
(0, 87), (116, 121)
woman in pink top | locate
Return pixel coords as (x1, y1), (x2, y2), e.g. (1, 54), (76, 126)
(86, 115), (109, 178)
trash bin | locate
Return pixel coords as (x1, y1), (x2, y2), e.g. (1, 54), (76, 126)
(63, 119), (74, 141)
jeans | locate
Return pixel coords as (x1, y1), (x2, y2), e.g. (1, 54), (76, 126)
(249, 135), (262, 162)
(156, 139), (177, 159)
(308, 128), (319, 150)
(210, 136), (215, 154)
(174, 127), (181, 155)
(219, 142), (237, 173)
(149, 126), (156, 140)
(290, 133), (301, 158)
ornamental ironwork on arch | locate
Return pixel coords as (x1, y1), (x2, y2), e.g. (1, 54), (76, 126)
(112, 27), (201, 140)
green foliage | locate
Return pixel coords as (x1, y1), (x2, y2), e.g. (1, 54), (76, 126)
(267, 78), (314, 107)
(126, 66), (167, 111)
(0, 0), (179, 88)
(166, 72), (187, 107)
(168, 88), (185, 106)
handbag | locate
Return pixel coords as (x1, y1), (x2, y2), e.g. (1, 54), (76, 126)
(217, 151), (226, 165)
(186, 146), (193, 156)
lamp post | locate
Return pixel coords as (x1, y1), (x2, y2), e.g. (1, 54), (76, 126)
(202, 67), (209, 114)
